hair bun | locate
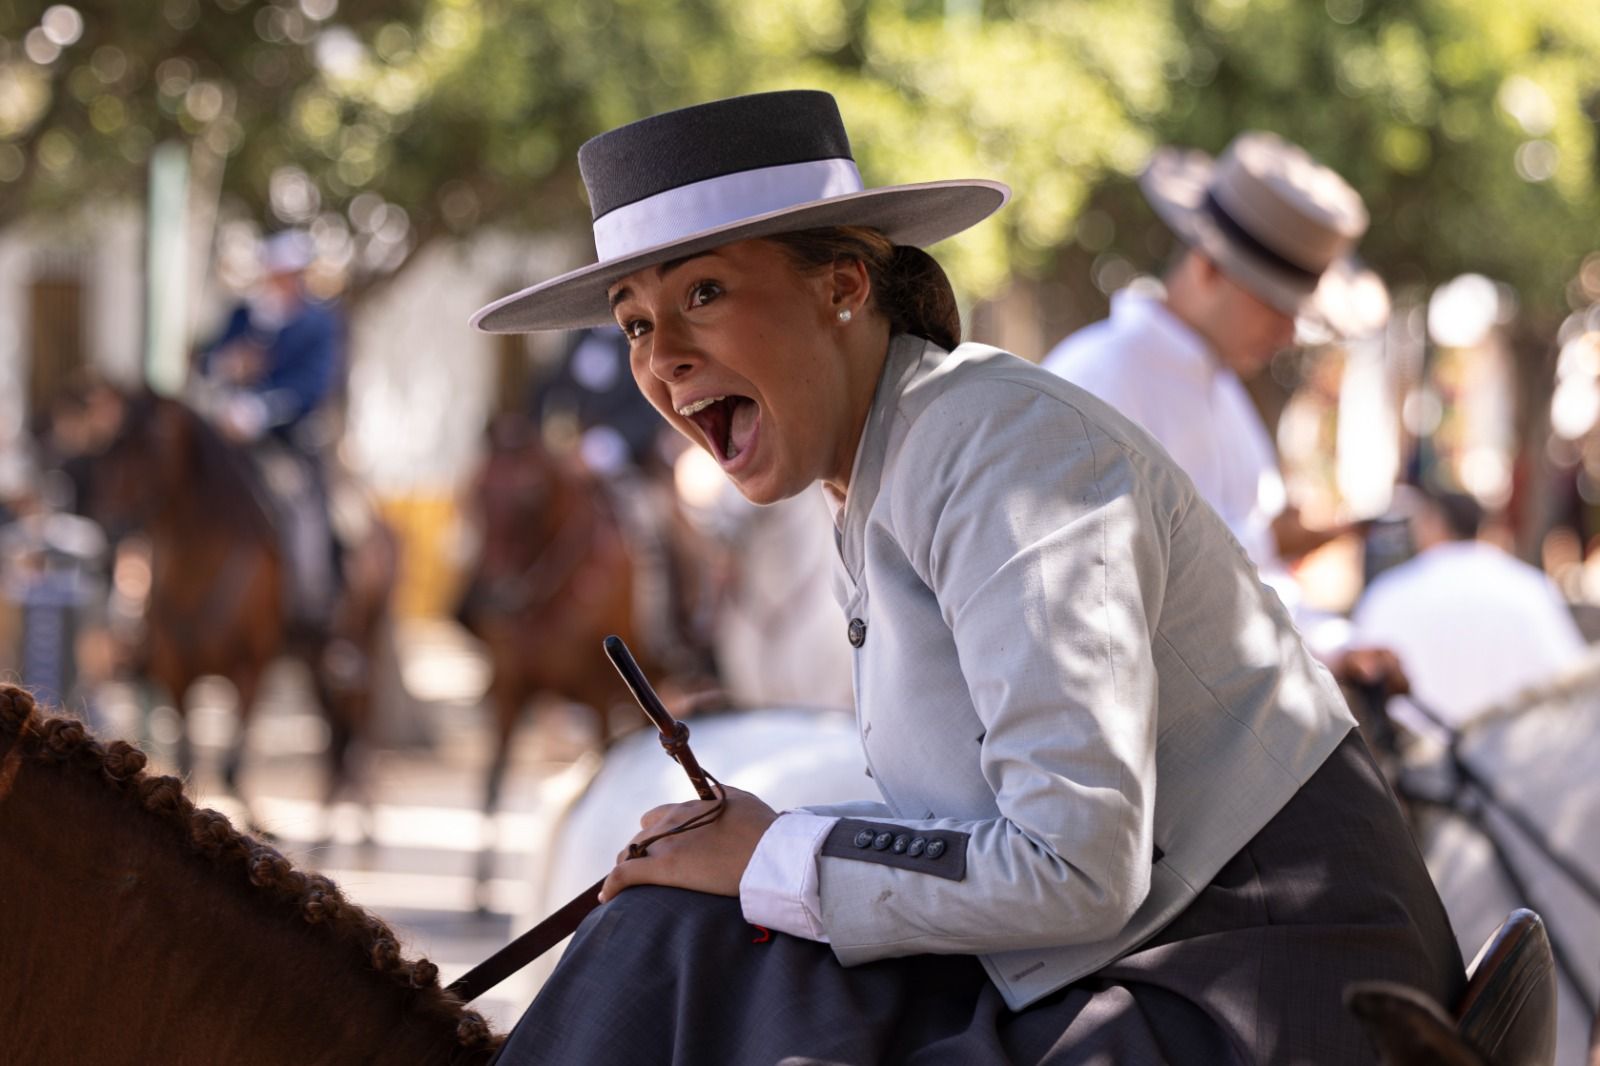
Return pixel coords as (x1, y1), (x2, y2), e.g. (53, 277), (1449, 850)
(880, 245), (960, 351)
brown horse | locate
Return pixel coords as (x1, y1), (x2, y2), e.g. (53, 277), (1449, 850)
(455, 415), (653, 905)
(83, 388), (396, 826)
(0, 683), (500, 1064)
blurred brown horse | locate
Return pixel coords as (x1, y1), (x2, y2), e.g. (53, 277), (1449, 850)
(84, 388), (396, 827)
(0, 683), (500, 1064)
(455, 416), (654, 903)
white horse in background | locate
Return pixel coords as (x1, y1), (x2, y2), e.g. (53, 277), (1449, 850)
(711, 491), (854, 712)
(678, 458), (855, 713)
(1409, 653), (1600, 1065)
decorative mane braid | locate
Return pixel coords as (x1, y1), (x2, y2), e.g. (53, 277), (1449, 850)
(0, 684), (501, 1056)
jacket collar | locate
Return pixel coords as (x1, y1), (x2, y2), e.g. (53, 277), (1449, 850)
(834, 333), (935, 584)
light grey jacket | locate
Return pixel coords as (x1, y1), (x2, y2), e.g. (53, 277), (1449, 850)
(804, 335), (1354, 1010)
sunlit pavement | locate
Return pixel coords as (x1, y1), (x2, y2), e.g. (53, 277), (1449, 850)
(90, 618), (603, 1034)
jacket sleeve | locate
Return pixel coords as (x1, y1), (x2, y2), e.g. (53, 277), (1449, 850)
(814, 379), (1170, 962)
(197, 305), (255, 372)
(261, 303), (341, 426)
(798, 800), (893, 819)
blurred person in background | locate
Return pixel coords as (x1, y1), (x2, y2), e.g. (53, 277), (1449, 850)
(531, 325), (666, 475)
(3, 380), (120, 722)
(37, 370), (126, 515)
(0, 437), (31, 679)
(1352, 486), (1589, 734)
(1043, 131), (1402, 691)
(197, 229), (344, 632)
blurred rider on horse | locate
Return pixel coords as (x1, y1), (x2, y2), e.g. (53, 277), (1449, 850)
(196, 229), (344, 637)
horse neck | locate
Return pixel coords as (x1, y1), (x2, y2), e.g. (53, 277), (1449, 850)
(153, 409), (277, 542)
(532, 463), (592, 543)
(0, 726), (495, 1065)
(144, 491), (269, 577)
(139, 412), (282, 609)
(486, 455), (599, 572)
(141, 481), (250, 568)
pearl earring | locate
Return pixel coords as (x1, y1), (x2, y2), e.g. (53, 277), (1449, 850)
(837, 308), (853, 323)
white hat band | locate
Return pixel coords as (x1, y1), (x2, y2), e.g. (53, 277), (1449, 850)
(592, 157), (865, 262)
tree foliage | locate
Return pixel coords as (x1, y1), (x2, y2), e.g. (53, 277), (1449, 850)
(0, 0), (1168, 295)
(3, 0), (1600, 316)
(1084, 0), (1600, 323)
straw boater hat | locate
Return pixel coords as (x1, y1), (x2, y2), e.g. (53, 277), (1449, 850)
(1140, 131), (1389, 338)
(472, 90), (1009, 334)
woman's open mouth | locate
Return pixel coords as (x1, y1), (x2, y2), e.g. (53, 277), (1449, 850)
(678, 395), (759, 466)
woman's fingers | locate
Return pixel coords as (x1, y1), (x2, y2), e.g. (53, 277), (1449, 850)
(637, 798), (718, 830)
(599, 842), (680, 902)
(636, 803), (677, 828)
(599, 786), (778, 903)
(610, 802), (698, 882)
(598, 853), (642, 902)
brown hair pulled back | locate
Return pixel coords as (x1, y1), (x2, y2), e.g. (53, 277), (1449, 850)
(766, 226), (961, 351)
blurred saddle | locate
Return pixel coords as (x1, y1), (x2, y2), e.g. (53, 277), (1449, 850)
(1346, 908), (1556, 1066)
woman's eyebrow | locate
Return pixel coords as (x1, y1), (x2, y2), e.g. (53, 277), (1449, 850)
(656, 252), (712, 278)
(609, 252), (719, 311)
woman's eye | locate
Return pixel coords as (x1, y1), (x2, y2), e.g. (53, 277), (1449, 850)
(688, 281), (722, 307)
(620, 319), (650, 340)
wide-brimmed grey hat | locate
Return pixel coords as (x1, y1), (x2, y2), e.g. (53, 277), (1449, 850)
(471, 90), (1009, 334)
(1140, 131), (1388, 339)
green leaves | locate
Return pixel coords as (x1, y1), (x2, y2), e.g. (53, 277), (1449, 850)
(4, 0), (1600, 315)
(1155, 0), (1600, 318)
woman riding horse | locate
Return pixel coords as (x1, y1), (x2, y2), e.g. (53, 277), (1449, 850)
(473, 91), (1465, 1064)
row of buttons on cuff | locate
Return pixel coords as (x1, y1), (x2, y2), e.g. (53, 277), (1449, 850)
(852, 828), (946, 859)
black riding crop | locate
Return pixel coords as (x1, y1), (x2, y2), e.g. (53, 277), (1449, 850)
(445, 635), (722, 1004)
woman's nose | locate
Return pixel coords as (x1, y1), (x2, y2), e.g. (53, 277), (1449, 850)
(647, 316), (698, 382)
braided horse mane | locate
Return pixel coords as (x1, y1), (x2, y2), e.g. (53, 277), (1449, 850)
(0, 684), (503, 1063)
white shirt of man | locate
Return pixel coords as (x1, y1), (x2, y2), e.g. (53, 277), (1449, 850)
(1042, 288), (1288, 582)
(1352, 539), (1588, 731)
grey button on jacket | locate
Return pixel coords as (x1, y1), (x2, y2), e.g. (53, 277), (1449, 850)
(804, 335), (1354, 1010)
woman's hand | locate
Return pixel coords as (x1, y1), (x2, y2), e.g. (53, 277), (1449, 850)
(598, 784), (779, 903)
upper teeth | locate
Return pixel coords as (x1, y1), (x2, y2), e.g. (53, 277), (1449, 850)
(677, 396), (724, 417)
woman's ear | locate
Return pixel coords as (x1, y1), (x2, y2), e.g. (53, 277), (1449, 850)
(827, 258), (872, 319)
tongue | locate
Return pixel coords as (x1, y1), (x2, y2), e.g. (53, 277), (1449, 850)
(725, 398), (758, 461)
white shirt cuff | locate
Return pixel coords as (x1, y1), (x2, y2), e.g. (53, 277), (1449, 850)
(739, 811), (836, 942)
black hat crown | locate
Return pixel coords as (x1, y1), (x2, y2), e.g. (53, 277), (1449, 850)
(580, 91), (855, 223)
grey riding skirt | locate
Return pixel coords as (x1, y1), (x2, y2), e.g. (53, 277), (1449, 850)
(493, 732), (1464, 1064)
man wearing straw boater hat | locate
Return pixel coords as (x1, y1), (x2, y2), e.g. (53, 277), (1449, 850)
(1044, 132), (1388, 594)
